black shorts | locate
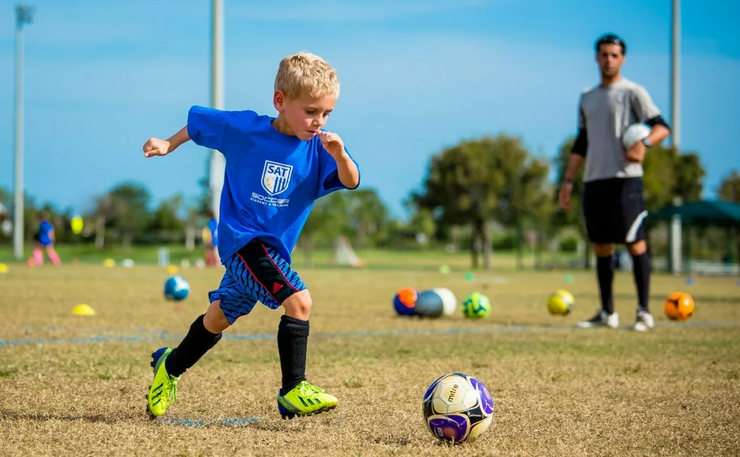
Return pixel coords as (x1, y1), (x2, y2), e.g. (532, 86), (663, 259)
(583, 178), (648, 244)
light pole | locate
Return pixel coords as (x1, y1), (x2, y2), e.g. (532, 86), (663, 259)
(209, 0), (225, 219)
(670, 0), (680, 151)
(13, 5), (33, 260)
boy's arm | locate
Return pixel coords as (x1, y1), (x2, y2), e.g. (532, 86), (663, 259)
(319, 131), (360, 189)
(143, 126), (191, 158)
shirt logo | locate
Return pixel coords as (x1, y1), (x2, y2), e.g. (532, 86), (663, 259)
(261, 160), (293, 196)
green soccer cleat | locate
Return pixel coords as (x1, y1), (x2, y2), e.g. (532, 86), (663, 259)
(147, 347), (180, 418)
(277, 381), (338, 419)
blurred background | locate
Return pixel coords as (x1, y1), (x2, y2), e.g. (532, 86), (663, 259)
(0, 0), (738, 272)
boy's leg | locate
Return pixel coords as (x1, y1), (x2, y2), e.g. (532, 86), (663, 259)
(165, 300), (228, 377)
(147, 271), (248, 418)
(32, 247), (43, 265)
(227, 240), (337, 418)
(279, 291), (312, 394)
(46, 247), (61, 266)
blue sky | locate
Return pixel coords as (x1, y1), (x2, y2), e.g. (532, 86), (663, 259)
(0, 0), (738, 218)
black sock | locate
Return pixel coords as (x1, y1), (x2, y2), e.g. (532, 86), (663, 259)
(596, 255), (614, 314)
(165, 314), (222, 377)
(632, 252), (651, 312)
(277, 315), (309, 395)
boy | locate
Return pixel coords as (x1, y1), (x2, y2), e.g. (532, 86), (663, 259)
(28, 212), (61, 266)
(142, 52), (360, 419)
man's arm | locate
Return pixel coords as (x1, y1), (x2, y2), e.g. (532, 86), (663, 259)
(143, 126), (191, 158)
(559, 152), (585, 211)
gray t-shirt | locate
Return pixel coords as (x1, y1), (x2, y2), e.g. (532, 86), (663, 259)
(578, 78), (661, 182)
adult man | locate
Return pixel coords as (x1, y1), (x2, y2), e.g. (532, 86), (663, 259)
(559, 34), (671, 331)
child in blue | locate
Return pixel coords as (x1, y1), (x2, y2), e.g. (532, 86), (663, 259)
(29, 212), (61, 266)
(143, 52), (360, 419)
(203, 211), (220, 266)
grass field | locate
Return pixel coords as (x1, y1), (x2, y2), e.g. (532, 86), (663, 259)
(0, 252), (739, 456)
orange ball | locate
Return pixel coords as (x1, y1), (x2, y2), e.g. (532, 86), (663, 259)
(664, 292), (695, 321)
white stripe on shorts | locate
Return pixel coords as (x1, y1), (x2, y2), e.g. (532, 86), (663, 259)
(625, 210), (648, 243)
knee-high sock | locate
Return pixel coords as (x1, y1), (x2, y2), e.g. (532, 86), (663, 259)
(277, 315), (309, 395)
(47, 249), (61, 265)
(631, 252), (651, 312)
(32, 248), (43, 265)
(596, 255), (614, 314)
(165, 314), (222, 377)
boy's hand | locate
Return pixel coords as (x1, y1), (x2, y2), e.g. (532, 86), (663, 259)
(319, 131), (346, 159)
(143, 138), (171, 158)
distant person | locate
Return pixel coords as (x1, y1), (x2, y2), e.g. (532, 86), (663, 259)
(558, 34), (670, 331)
(141, 52), (360, 419)
(203, 211), (220, 266)
(28, 212), (61, 266)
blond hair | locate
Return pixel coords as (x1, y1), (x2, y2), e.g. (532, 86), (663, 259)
(274, 52), (340, 100)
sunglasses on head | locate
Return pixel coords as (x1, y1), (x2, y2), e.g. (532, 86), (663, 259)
(596, 34), (626, 54)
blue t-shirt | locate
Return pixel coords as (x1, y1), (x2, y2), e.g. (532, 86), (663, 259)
(38, 220), (54, 246)
(187, 105), (360, 263)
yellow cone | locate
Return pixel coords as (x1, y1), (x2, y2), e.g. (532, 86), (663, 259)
(72, 304), (96, 316)
(0, 263), (8, 274)
(167, 265), (179, 274)
(103, 258), (116, 268)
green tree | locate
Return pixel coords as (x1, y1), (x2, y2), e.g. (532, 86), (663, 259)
(149, 194), (185, 233)
(345, 188), (389, 248)
(299, 192), (350, 266)
(414, 135), (551, 269)
(718, 170), (740, 203)
(104, 182), (152, 247)
(642, 146), (704, 211)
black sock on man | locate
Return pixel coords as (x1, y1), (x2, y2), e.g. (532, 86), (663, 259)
(165, 314), (222, 377)
(277, 315), (310, 395)
(596, 255), (615, 314)
(631, 252), (651, 312)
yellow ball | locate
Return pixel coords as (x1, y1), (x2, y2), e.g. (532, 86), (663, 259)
(547, 289), (574, 315)
(71, 216), (84, 235)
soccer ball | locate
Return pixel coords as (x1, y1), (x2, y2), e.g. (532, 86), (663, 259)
(422, 372), (494, 444)
(462, 292), (491, 318)
(432, 287), (458, 316)
(415, 290), (444, 318)
(622, 123), (651, 149)
(664, 292), (695, 321)
(547, 289), (574, 315)
(393, 287), (418, 316)
(164, 275), (190, 301)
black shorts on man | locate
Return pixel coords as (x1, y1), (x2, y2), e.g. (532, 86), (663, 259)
(582, 177), (647, 244)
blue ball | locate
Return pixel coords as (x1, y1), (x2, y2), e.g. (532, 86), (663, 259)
(415, 290), (444, 318)
(164, 275), (190, 301)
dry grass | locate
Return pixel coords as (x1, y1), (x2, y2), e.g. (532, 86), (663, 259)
(0, 262), (739, 456)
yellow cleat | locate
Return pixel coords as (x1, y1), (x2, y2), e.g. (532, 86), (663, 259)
(277, 381), (337, 419)
(147, 347), (180, 418)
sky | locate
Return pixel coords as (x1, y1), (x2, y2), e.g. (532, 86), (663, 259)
(0, 0), (739, 218)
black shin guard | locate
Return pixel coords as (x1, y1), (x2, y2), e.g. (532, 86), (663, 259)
(277, 315), (310, 395)
(596, 255), (615, 314)
(165, 314), (222, 377)
(631, 252), (651, 312)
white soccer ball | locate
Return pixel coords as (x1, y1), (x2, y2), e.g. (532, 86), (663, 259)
(432, 288), (458, 316)
(422, 372), (495, 444)
(622, 123), (651, 149)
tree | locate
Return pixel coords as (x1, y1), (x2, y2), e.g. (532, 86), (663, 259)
(299, 192), (350, 266)
(414, 135), (551, 269)
(345, 189), (389, 248)
(642, 146), (704, 211)
(718, 170), (740, 203)
(97, 182), (152, 247)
